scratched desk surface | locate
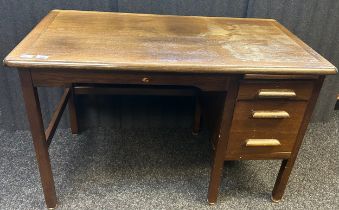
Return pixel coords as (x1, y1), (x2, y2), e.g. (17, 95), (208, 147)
(4, 10), (336, 74)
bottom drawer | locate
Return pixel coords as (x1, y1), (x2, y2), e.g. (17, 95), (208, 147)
(225, 132), (297, 160)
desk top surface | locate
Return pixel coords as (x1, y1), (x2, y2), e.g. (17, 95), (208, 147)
(4, 10), (337, 75)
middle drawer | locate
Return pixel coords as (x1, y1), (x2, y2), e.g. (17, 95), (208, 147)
(230, 100), (308, 133)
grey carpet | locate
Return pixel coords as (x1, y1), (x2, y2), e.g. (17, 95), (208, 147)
(0, 111), (338, 210)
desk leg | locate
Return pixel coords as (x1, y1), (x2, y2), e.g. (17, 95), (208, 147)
(272, 77), (324, 202)
(68, 86), (79, 134)
(272, 159), (292, 202)
(207, 77), (240, 204)
(19, 70), (57, 209)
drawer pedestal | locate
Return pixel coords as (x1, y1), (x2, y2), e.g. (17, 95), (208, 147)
(207, 77), (324, 204)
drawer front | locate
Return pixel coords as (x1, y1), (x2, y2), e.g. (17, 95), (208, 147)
(231, 101), (308, 133)
(225, 132), (296, 160)
(31, 70), (230, 91)
(237, 80), (314, 101)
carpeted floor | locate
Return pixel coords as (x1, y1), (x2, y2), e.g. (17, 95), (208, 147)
(0, 111), (338, 210)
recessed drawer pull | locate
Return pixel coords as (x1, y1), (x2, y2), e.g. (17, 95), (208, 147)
(245, 139), (281, 147)
(252, 110), (290, 119)
(257, 89), (296, 98)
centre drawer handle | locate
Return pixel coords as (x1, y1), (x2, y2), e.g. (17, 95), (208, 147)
(245, 139), (281, 147)
(257, 89), (296, 98)
(142, 77), (150, 83)
(252, 110), (290, 119)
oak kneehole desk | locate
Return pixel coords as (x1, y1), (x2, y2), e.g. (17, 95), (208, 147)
(4, 10), (337, 209)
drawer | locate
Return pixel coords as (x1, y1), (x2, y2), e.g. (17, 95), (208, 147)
(237, 80), (314, 101)
(30, 70), (230, 91)
(225, 132), (296, 160)
(231, 100), (308, 133)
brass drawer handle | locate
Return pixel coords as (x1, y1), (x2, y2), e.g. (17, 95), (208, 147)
(257, 89), (296, 98)
(252, 110), (290, 119)
(245, 139), (281, 147)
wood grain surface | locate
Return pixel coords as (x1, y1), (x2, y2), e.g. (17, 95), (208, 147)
(4, 10), (337, 74)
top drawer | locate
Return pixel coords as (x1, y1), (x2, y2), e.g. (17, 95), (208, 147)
(237, 80), (314, 101)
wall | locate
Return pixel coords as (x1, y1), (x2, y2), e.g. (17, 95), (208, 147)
(0, 0), (338, 130)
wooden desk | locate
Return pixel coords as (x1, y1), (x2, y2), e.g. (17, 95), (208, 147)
(4, 10), (337, 209)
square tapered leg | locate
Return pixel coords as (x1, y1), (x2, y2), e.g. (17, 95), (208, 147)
(19, 70), (57, 209)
